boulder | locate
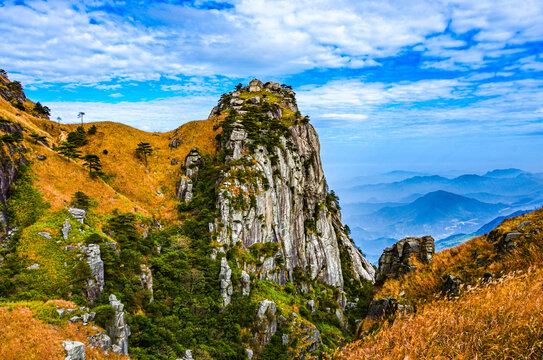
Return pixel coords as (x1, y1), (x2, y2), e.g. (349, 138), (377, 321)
(38, 231), (51, 239)
(140, 264), (154, 302)
(62, 219), (71, 240)
(376, 236), (435, 283)
(366, 298), (398, 319)
(442, 274), (462, 296)
(249, 79), (264, 92)
(36, 155), (46, 161)
(517, 221), (532, 230)
(68, 208), (86, 223)
(62, 340), (85, 360)
(306, 299), (316, 312)
(27, 263), (39, 269)
(256, 300), (277, 343)
(82, 244), (104, 302)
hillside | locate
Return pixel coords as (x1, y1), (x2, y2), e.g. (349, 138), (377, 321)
(0, 75), (374, 359)
(336, 207), (543, 359)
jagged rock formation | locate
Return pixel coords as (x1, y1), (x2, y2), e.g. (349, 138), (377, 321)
(62, 340), (85, 360)
(140, 264), (154, 302)
(241, 270), (251, 296)
(107, 294), (131, 355)
(376, 235), (435, 283)
(256, 299), (277, 344)
(219, 257), (233, 307)
(207, 79), (374, 288)
(62, 219), (71, 240)
(68, 208), (86, 223)
(81, 244), (104, 303)
(177, 147), (201, 203)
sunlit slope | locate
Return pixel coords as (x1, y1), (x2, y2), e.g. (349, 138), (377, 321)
(62, 116), (220, 220)
(0, 87), (221, 221)
(336, 208), (543, 359)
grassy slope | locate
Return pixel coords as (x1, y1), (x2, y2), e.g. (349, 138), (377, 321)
(336, 208), (543, 359)
(0, 300), (127, 360)
(0, 83), (221, 221)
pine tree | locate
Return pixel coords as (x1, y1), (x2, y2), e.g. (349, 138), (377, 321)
(71, 191), (92, 209)
(87, 124), (97, 135)
(82, 154), (102, 176)
(58, 142), (82, 159)
(29, 133), (47, 145)
(136, 142), (153, 166)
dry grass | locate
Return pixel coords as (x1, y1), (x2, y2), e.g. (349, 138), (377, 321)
(0, 301), (127, 360)
(336, 266), (543, 360)
(336, 208), (543, 359)
(376, 208), (543, 303)
(0, 92), (222, 223)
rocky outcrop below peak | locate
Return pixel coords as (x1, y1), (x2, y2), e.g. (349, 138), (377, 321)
(256, 299), (277, 344)
(140, 264), (154, 302)
(376, 235), (434, 283)
(107, 294), (130, 355)
(177, 147), (201, 203)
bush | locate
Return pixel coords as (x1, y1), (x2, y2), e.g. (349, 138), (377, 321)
(92, 304), (115, 328)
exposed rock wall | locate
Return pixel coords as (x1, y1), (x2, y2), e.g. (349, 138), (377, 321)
(376, 235), (435, 283)
(108, 294), (131, 355)
(82, 244), (104, 303)
(209, 80), (375, 288)
(177, 147), (201, 203)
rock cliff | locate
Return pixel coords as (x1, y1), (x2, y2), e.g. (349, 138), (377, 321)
(189, 80), (375, 288)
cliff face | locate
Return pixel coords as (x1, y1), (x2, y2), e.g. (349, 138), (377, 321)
(184, 79), (375, 288)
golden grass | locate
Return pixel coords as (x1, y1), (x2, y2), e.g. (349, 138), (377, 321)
(336, 209), (543, 359)
(376, 208), (543, 303)
(0, 92), (222, 223)
(336, 266), (543, 360)
(0, 301), (127, 360)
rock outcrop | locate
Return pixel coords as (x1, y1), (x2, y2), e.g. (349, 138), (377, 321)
(62, 340), (86, 360)
(376, 236), (435, 283)
(209, 80), (374, 288)
(177, 147), (201, 203)
(140, 264), (154, 302)
(107, 294), (130, 355)
(256, 299), (277, 344)
(82, 244), (104, 303)
(219, 257), (233, 307)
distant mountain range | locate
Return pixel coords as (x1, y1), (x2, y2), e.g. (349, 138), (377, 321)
(340, 169), (543, 263)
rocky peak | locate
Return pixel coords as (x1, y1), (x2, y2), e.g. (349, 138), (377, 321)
(177, 147), (202, 203)
(204, 81), (375, 288)
(376, 235), (435, 283)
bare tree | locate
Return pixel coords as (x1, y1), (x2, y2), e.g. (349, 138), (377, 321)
(77, 112), (85, 125)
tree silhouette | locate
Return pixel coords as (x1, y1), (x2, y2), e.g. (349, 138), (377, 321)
(34, 102), (51, 118)
(136, 142), (153, 166)
(78, 111), (85, 125)
(87, 124), (97, 135)
(82, 154), (102, 176)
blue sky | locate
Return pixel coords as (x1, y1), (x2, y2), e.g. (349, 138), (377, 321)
(1, 0), (542, 183)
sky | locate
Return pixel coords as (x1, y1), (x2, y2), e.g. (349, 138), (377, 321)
(0, 0), (542, 186)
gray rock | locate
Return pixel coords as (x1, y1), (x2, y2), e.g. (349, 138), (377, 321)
(181, 349), (193, 360)
(306, 299), (316, 312)
(68, 208), (86, 223)
(177, 148), (201, 203)
(171, 157), (180, 165)
(140, 264), (154, 302)
(517, 221), (532, 230)
(249, 79), (264, 92)
(70, 316), (82, 323)
(248, 96), (261, 105)
(87, 332), (112, 351)
(82, 244), (104, 302)
(256, 299), (277, 343)
(62, 340), (85, 360)
(241, 270), (250, 296)
(62, 219), (71, 240)
(27, 263), (39, 269)
(282, 334), (289, 345)
(376, 236), (435, 283)
(107, 294), (130, 355)
(38, 231), (51, 239)
(246, 349), (254, 359)
(36, 155), (46, 161)
(219, 257), (233, 307)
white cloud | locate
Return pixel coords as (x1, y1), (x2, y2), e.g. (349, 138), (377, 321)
(108, 92), (123, 97)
